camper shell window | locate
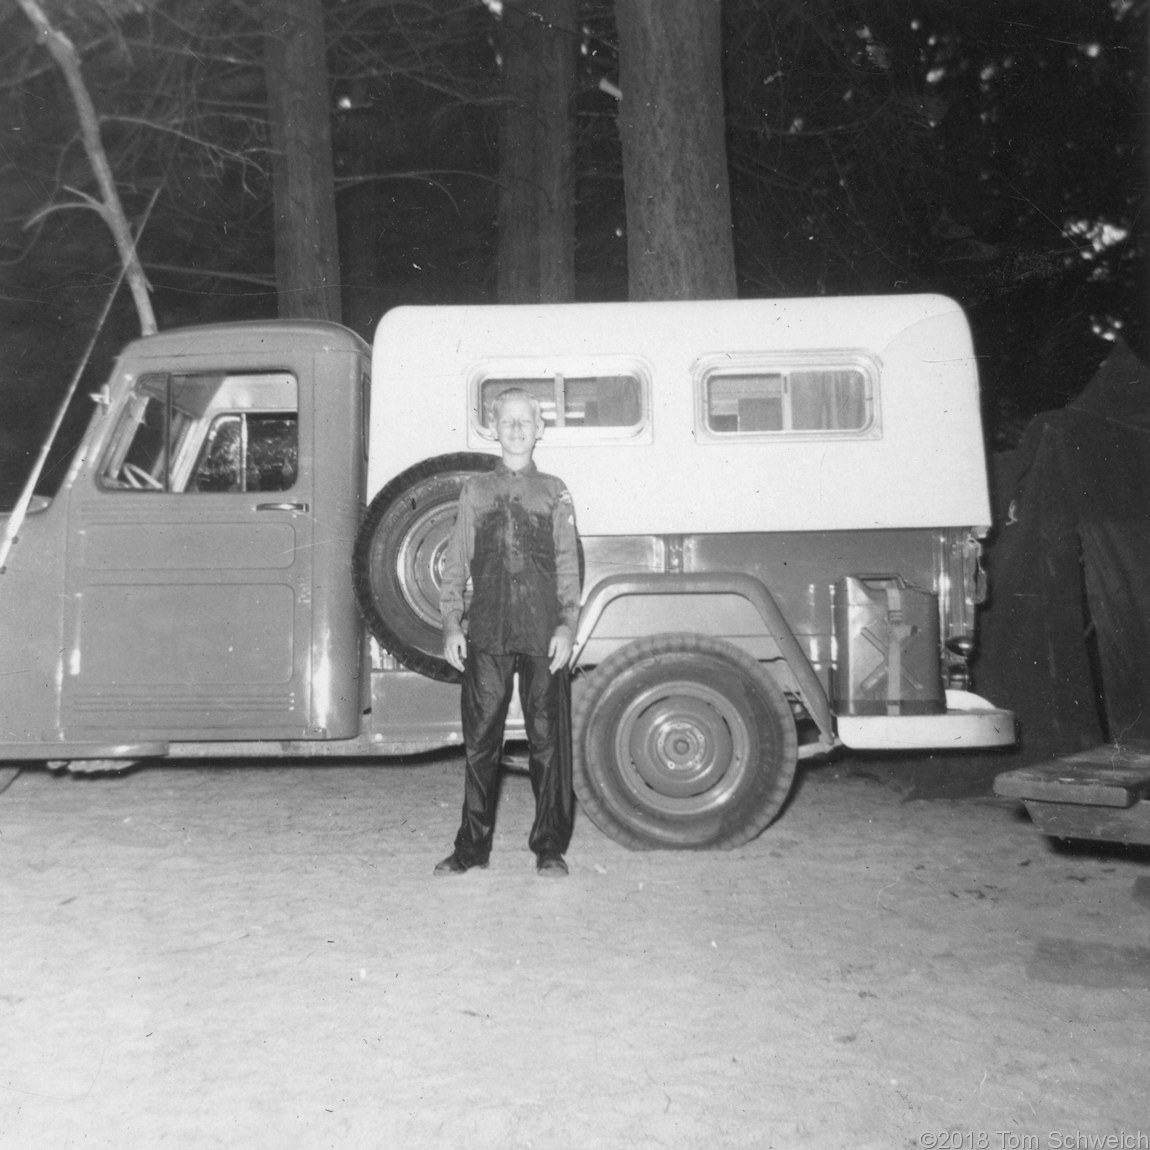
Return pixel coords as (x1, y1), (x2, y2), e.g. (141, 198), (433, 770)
(470, 362), (650, 445)
(696, 354), (879, 440)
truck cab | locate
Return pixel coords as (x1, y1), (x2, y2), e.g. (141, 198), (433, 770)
(0, 321), (370, 757)
(1, 296), (1013, 850)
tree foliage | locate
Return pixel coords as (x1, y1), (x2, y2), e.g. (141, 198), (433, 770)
(718, 0), (1146, 439)
(0, 0), (499, 497)
(0, 0), (1144, 471)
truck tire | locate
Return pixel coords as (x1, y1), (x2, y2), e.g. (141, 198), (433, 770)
(353, 453), (496, 682)
(572, 633), (797, 850)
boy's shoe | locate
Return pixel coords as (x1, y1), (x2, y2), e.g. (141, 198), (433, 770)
(535, 851), (569, 877)
(433, 851), (488, 876)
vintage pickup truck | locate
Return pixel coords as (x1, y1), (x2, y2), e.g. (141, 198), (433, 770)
(0, 294), (1013, 848)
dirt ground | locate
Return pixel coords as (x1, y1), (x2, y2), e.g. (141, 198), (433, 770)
(1, 753), (1148, 1150)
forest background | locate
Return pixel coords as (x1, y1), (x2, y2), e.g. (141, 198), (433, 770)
(0, 0), (1145, 505)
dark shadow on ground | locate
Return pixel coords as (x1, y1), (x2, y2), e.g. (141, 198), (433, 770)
(833, 746), (1022, 800)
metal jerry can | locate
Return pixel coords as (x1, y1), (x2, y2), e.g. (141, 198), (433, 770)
(833, 575), (945, 716)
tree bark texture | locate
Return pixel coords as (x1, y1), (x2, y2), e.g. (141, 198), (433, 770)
(497, 0), (576, 304)
(615, 0), (737, 301)
(338, 184), (383, 336)
(263, 0), (342, 322)
(16, 0), (157, 335)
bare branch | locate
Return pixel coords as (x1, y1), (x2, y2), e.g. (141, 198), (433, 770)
(15, 0), (156, 333)
(23, 185), (110, 229)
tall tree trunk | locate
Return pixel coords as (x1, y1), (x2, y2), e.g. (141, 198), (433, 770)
(497, 0), (576, 303)
(16, 0), (157, 334)
(263, 0), (342, 322)
(615, 0), (736, 301)
(339, 183), (383, 336)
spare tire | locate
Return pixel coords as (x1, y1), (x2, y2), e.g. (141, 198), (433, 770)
(353, 453), (497, 682)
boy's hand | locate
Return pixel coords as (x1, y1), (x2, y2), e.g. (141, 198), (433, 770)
(547, 629), (573, 675)
(443, 626), (467, 672)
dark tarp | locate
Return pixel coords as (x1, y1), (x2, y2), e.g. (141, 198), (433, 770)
(847, 341), (1150, 799)
(974, 339), (1150, 763)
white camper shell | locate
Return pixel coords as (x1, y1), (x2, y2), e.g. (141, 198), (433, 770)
(368, 294), (992, 536)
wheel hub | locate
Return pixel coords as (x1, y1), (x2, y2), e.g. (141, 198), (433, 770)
(628, 694), (734, 798)
(397, 507), (454, 626)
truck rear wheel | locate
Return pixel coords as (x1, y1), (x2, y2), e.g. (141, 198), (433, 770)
(353, 453), (496, 682)
(572, 633), (797, 850)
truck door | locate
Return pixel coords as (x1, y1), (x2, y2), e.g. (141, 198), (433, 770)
(62, 368), (317, 740)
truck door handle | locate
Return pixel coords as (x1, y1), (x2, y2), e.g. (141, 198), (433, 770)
(256, 502), (309, 512)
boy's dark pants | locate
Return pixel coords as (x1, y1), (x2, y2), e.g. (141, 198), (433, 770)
(453, 648), (573, 863)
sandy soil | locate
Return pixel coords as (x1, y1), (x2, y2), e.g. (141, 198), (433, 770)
(1, 754), (1148, 1150)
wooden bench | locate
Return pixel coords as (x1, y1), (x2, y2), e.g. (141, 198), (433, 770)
(994, 745), (1150, 845)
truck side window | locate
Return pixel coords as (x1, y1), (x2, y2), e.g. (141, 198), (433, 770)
(702, 366), (872, 436)
(189, 414), (298, 493)
(477, 373), (644, 434)
(98, 371), (298, 493)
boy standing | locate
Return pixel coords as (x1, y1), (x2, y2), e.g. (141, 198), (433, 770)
(435, 389), (581, 877)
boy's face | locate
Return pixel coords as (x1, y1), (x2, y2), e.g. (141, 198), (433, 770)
(495, 396), (543, 465)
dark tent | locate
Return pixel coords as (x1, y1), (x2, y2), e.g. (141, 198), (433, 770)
(974, 340), (1150, 763)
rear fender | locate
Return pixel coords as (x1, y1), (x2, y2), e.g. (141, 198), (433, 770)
(573, 572), (834, 743)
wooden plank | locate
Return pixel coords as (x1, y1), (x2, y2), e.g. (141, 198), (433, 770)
(1023, 798), (1150, 846)
(994, 745), (1150, 807)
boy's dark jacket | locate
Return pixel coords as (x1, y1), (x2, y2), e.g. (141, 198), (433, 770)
(440, 460), (580, 656)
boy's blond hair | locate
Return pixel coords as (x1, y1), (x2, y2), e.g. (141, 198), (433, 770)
(491, 387), (543, 425)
